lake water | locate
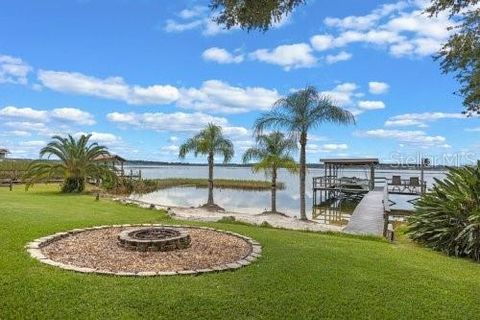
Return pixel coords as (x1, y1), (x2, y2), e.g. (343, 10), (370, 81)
(130, 165), (446, 220)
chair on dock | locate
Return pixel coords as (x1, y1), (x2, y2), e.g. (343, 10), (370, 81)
(389, 175), (403, 192)
(407, 177), (420, 193)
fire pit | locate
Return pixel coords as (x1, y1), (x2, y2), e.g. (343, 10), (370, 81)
(118, 227), (191, 252)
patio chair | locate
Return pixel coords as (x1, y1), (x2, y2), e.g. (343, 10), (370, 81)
(407, 177), (420, 193)
(389, 175), (403, 192)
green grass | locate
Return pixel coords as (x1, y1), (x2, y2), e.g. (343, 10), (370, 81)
(1, 185), (480, 319)
(142, 178), (285, 191)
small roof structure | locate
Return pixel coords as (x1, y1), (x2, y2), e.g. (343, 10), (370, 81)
(0, 148), (9, 153)
(320, 158), (379, 166)
(94, 153), (126, 163)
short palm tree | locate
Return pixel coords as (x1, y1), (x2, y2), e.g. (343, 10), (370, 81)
(242, 132), (297, 215)
(254, 86), (355, 220)
(25, 134), (114, 193)
(179, 123), (234, 211)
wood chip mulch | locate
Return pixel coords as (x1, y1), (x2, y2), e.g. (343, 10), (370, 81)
(41, 227), (251, 273)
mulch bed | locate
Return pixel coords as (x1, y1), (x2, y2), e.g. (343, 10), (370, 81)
(41, 227), (251, 273)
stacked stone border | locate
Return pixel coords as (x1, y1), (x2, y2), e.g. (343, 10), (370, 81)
(25, 224), (262, 277)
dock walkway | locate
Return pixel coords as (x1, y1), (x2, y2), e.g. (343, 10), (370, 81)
(343, 188), (385, 236)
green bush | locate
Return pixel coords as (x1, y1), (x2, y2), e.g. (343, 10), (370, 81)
(408, 162), (480, 261)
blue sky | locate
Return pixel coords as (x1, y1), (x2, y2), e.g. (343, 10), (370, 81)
(0, 0), (478, 164)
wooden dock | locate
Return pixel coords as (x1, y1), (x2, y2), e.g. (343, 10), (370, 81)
(343, 188), (386, 236)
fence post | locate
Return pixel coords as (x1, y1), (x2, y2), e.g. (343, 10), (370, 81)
(386, 223), (395, 242)
(383, 213), (389, 237)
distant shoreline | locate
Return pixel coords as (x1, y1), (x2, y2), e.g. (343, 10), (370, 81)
(2, 158), (451, 171)
(124, 161), (449, 171)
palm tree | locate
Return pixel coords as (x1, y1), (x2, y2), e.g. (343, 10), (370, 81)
(25, 134), (114, 193)
(242, 132), (297, 215)
(179, 123), (234, 211)
(254, 86), (355, 220)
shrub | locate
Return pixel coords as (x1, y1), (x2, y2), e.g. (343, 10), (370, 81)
(408, 163), (480, 261)
(62, 177), (85, 193)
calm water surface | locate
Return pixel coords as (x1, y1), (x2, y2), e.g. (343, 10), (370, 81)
(131, 165), (446, 219)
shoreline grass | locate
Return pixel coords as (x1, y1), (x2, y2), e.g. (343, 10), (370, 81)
(141, 178), (285, 192)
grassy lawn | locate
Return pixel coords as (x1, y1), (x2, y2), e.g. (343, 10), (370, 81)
(1, 185), (480, 319)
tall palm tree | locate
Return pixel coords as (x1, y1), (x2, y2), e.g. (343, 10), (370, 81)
(242, 132), (297, 214)
(254, 86), (355, 220)
(25, 134), (114, 193)
(179, 123), (234, 211)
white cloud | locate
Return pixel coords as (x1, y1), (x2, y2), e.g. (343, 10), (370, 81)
(307, 143), (348, 153)
(358, 100), (385, 110)
(178, 80), (280, 113)
(107, 111), (228, 132)
(164, 5), (288, 36)
(0, 54), (32, 85)
(163, 5), (237, 36)
(4, 121), (52, 136)
(178, 6), (207, 19)
(325, 51), (352, 64)
(0, 106), (48, 120)
(2, 130), (31, 137)
(320, 82), (359, 106)
(37, 69), (278, 113)
(369, 81), (389, 94)
(202, 47), (244, 64)
(324, 2), (409, 30)
(385, 112), (466, 127)
(164, 19), (204, 33)
(310, 35), (335, 51)
(361, 129), (448, 147)
(19, 140), (46, 147)
(74, 131), (120, 144)
(313, 1), (454, 58)
(50, 107), (95, 125)
(249, 43), (317, 70)
(0, 106), (95, 139)
(107, 111), (250, 142)
(37, 70), (180, 105)
(160, 145), (180, 155)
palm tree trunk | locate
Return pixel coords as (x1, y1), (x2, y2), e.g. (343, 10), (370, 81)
(271, 167), (277, 213)
(299, 132), (307, 220)
(207, 152), (214, 205)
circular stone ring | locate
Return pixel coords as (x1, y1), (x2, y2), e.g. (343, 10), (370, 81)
(118, 227), (191, 252)
(25, 224), (262, 277)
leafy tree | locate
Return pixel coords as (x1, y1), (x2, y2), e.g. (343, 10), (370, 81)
(426, 0), (480, 114)
(242, 132), (297, 214)
(254, 86), (355, 220)
(210, 0), (305, 31)
(408, 162), (480, 261)
(25, 134), (115, 193)
(179, 123), (234, 211)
